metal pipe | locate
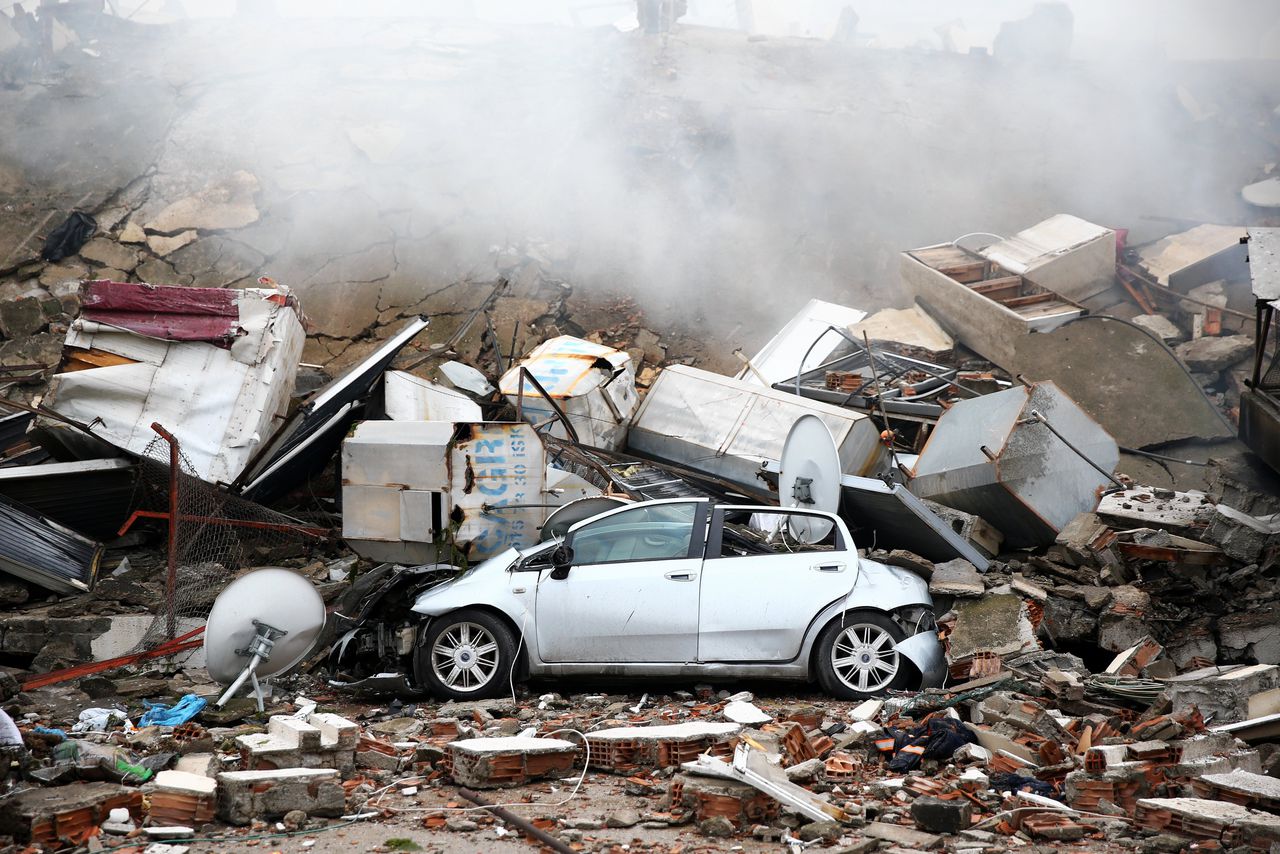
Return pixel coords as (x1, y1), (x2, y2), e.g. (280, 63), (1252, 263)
(518, 367), (580, 445)
(458, 788), (576, 854)
(151, 422), (179, 640)
(1027, 409), (1127, 489)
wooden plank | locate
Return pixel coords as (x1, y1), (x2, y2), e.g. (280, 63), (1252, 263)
(61, 348), (141, 373)
(972, 275), (1024, 296)
(1000, 292), (1059, 309)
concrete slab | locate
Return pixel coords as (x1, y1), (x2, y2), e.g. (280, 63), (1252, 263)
(1013, 315), (1234, 447)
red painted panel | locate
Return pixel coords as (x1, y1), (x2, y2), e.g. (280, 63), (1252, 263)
(81, 281), (239, 317)
(80, 310), (240, 342)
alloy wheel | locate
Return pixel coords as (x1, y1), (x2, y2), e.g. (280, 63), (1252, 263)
(430, 621), (501, 692)
(830, 622), (900, 693)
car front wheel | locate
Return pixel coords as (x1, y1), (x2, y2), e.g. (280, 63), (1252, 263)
(815, 610), (914, 700)
(415, 609), (516, 701)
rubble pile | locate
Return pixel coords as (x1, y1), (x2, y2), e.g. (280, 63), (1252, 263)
(0, 6), (1279, 854)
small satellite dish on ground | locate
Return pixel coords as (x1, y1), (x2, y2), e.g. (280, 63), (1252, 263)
(541, 496), (627, 541)
(204, 568), (326, 711)
(779, 414), (842, 543)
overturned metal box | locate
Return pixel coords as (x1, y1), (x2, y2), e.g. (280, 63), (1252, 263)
(909, 381), (1119, 548)
(901, 216), (1113, 370)
(629, 365), (890, 497)
(500, 335), (638, 451)
(342, 421), (564, 564)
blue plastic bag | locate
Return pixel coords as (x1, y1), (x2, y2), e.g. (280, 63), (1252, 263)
(139, 694), (207, 727)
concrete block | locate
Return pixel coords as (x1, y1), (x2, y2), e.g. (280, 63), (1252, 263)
(947, 594), (1037, 660)
(929, 559), (984, 597)
(446, 737), (578, 789)
(671, 774), (781, 828)
(216, 768), (343, 826)
(310, 712), (360, 750)
(0, 782), (142, 846)
(584, 722), (741, 772)
(1166, 665), (1280, 725)
(864, 820), (942, 849)
(910, 796), (971, 834)
(1204, 504), (1280, 563)
(149, 770), (217, 826)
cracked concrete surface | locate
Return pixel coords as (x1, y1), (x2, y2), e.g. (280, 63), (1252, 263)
(0, 13), (1276, 387)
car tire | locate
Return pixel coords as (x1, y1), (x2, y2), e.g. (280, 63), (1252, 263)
(415, 609), (516, 701)
(815, 610), (914, 700)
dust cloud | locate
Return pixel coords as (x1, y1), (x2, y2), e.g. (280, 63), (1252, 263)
(5, 0), (1279, 347)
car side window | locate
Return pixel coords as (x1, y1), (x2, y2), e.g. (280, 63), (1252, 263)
(715, 509), (840, 557)
(569, 503), (698, 565)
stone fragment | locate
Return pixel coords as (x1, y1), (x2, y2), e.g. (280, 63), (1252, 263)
(1130, 313), (1182, 342)
(697, 816), (736, 837)
(606, 810), (641, 829)
(1174, 335), (1254, 372)
(928, 559), (984, 597)
(1166, 664), (1280, 724)
(0, 296), (47, 337)
(78, 238), (138, 271)
(118, 221), (146, 244)
(947, 594), (1037, 660)
(883, 550), (934, 579)
(215, 768), (343, 825)
(797, 820), (842, 842)
(1203, 504), (1280, 564)
(146, 230), (198, 256)
(910, 796), (972, 834)
(146, 171), (261, 233)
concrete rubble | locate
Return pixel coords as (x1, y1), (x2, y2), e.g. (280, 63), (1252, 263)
(0, 4), (1278, 854)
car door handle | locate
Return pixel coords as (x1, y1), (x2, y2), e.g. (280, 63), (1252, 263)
(665, 570), (697, 581)
(812, 564), (845, 573)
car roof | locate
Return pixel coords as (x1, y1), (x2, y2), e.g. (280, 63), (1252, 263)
(564, 497), (844, 535)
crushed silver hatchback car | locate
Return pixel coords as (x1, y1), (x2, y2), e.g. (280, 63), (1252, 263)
(332, 497), (944, 701)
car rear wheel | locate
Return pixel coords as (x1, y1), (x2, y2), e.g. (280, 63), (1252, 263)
(416, 609), (515, 701)
(815, 610), (913, 699)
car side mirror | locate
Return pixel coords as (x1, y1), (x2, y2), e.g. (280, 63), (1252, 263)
(549, 544), (574, 580)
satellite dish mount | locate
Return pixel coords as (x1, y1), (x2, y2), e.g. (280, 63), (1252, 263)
(218, 619), (289, 711)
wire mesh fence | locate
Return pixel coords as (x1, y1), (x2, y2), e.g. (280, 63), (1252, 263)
(124, 424), (327, 655)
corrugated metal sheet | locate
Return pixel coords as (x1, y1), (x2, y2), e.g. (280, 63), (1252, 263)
(0, 459), (138, 540)
(0, 491), (102, 594)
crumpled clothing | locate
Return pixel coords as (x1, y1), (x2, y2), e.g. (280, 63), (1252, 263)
(40, 210), (96, 262)
(139, 693), (206, 727)
(883, 716), (977, 772)
(71, 707), (134, 734)
(990, 771), (1058, 799)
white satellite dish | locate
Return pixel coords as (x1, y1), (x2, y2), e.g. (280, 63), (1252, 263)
(779, 414), (842, 544)
(204, 568), (326, 711)
(541, 496), (628, 541)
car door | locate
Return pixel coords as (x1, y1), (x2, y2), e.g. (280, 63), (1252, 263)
(535, 500), (708, 663)
(697, 507), (854, 662)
